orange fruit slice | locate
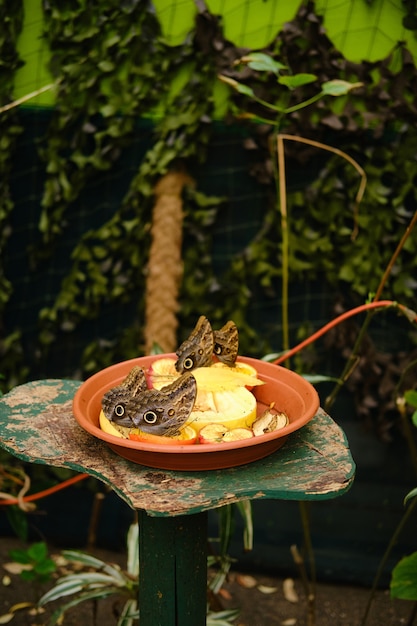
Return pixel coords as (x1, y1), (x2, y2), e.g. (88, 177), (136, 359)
(128, 425), (197, 445)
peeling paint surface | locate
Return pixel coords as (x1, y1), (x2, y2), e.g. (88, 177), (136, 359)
(0, 380), (355, 517)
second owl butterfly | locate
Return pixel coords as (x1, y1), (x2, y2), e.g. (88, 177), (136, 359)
(175, 316), (239, 373)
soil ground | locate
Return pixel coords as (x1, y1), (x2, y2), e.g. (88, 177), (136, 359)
(0, 537), (415, 626)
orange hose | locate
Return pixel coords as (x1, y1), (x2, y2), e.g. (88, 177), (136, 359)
(273, 300), (416, 366)
(0, 473), (89, 506)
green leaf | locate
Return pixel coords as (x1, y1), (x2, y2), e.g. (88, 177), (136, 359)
(321, 79), (363, 96)
(404, 487), (417, 505)
(218, 74), (255, 98)
(241, 52), (286, 74)
(391, 552), (417, 600)
(98, 60), (115, 73)
(8, 548), (32, 564)
(405, 390), (417, 409)
(278, 73), (317, 89)
(235, 500), (253, 551)
(412, 410), (417, 428)
(27, 542), (48, 562)
(117, 598), (138, 626)
(302, 374), (340, 384)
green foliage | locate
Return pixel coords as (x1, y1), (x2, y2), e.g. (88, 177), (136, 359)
(0, 0), (25, 387)
(38, 526), (139, 626)
(0, 1), (416, 410)
(405, 390), (417, 427)
(38, 1), (171, 246)
(9, 541), (56, 584)
(36, 518), (241, 626)
(388, 398), (417, 605)
(391, 552), (417, 600)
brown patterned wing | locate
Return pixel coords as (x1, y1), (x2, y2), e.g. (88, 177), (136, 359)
(101, 366), (148, 427)
(175, 315), (214, 373)
(213, 320), (239, 366)
(124, 372), (197, 436)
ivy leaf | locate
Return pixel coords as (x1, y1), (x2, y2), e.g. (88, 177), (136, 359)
(321, 79), (363, 96)
(97, 60), (115, 73)
(391, 552), (417, 600)
(404, 487), (417, 505)
(240, 52), (286, 74)
(405, 389), (417, 409)
(278, 73), (317, 89)
(218, 74), (255, 98)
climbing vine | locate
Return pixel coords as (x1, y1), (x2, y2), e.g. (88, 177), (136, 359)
(36, 2), (234, 375)
(0, 0), (26, 388)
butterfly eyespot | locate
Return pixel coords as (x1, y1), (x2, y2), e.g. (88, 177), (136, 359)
(183, 357), (194, 370)
(143, 410), (158, 424)
(214, 344), (222, 355)
(168, 408), (175, 416)
(114, 405), (125, 417)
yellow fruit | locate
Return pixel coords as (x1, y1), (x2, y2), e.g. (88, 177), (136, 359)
(187, 386), (257, 433)
(193, 366), (262, 391)
(148, 358), (178, 389)
(148, 356), (260, 434)
(222, 428), (254, 442)
(149, 357), (263, 392)
(198, 423), (228, 444)
(198, 424), (254, 444)
(99, 410), (130, 438)
(211, 361), (258, 378)
(101, 356), (261, 441)
(252, 407), (289, 436)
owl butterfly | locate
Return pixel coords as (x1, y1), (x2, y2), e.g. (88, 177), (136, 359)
(102, 367), (197, 437)
(175, 316), (239, 373)
(101, 366), (148, 426)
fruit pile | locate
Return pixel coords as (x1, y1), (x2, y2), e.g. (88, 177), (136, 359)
(100, 357), (289, 445)
(99, 316), (289, 445)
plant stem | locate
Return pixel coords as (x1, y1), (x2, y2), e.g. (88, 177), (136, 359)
(299, 501), (316, 624)
(276, 133), (290, 357)
(398, 396), (417, 482)
(325, 208), (417, 411)
(284, 92), (324, 114)
(373, 208), (417, 302)
(360, 495), (417, 626)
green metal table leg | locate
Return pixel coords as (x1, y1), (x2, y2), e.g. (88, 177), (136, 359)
(137, 510), (208, 626)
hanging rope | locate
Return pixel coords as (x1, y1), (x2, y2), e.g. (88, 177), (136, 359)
(144, 171), (194, 354)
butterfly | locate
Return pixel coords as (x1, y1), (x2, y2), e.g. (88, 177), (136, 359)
(101, 367), (197, 436)
(175, 315), (239, 373)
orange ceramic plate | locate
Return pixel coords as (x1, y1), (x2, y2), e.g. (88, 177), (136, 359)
(72, 354), (320, 471)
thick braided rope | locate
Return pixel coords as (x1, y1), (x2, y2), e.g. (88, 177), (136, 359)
(144, 172), (194, 354)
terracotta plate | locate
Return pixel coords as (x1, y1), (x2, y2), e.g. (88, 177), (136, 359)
(72, 354), (320, 471)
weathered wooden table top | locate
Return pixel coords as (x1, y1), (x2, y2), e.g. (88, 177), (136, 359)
(0, 379), (355, 516)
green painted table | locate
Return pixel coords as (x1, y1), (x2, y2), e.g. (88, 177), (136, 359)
(0, 379), (355, 625)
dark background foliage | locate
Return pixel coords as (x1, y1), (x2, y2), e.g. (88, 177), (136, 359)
(0, 0), (416, 443)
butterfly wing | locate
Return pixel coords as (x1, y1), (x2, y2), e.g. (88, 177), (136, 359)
(126, 372), (197, 436)
(101, 366), (148, 427)
(213, 320), (239, 366)
(175, 315), (214, 373)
